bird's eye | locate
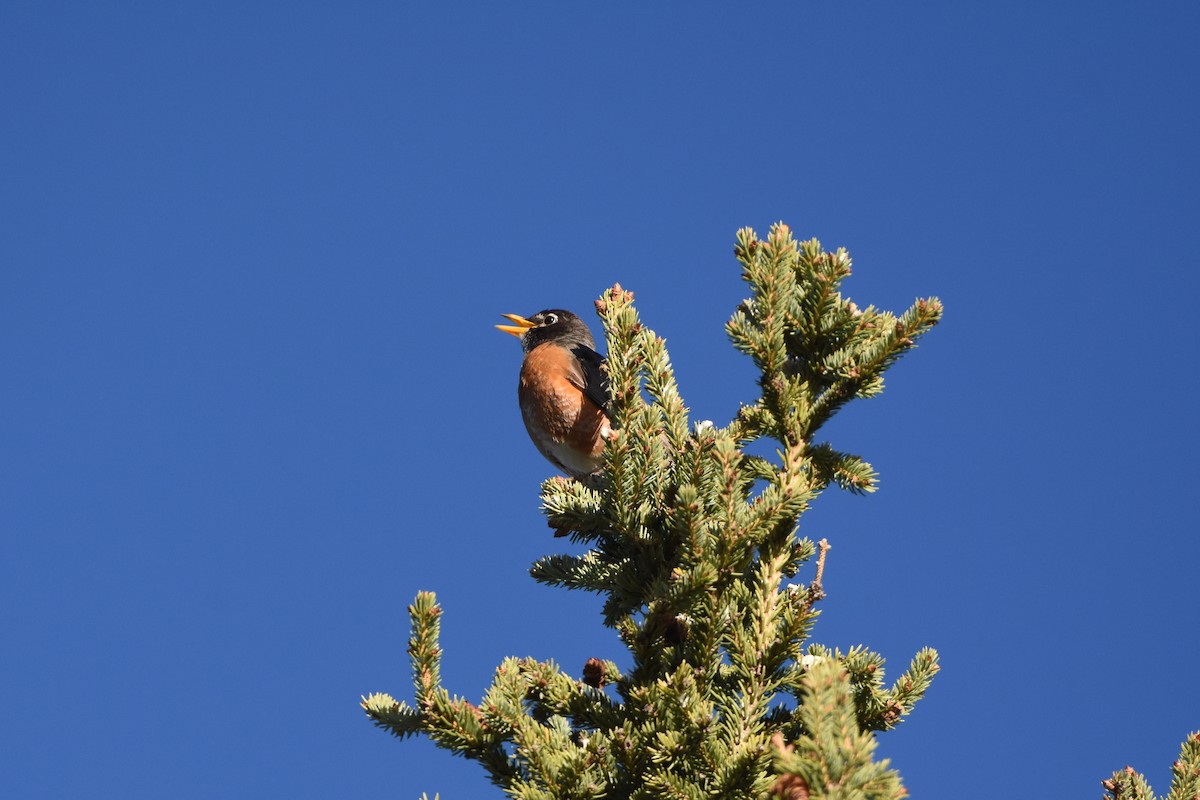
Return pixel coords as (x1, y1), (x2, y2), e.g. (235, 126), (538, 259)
(542, 313), (559, 326)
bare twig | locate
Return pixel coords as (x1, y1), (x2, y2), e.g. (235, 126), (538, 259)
(807, 539), (831, 605)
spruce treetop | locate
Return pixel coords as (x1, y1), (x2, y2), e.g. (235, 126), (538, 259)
(364, 223), (944, 799)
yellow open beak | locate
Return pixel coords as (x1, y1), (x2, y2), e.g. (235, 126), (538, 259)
(496, 313), (537, 337)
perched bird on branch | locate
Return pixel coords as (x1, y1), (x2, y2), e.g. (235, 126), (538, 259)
(497, 309), (612, 480)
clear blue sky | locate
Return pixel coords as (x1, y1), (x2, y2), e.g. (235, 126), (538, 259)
(3, 3), (1197, 798)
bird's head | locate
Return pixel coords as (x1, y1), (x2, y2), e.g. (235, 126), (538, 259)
(496, 309), (597, 353)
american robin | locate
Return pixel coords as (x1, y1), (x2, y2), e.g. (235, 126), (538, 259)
(496, 309), (613, 480)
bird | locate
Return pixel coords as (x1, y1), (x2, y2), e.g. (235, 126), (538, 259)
(496, 309), (613, 480)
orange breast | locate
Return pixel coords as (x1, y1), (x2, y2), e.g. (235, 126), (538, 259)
(518, 344), (610, 475)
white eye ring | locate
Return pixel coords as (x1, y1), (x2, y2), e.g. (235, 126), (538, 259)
(543, 313), (559, 326)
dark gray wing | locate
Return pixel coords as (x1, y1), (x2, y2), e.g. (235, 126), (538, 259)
(570, 344), (611, 416)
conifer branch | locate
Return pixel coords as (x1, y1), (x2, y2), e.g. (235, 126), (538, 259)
(887, 648), (940, 724)
(360, 692), (422, 738)
(770, 659), (905, 800)
(1103, 732), (1200, 800)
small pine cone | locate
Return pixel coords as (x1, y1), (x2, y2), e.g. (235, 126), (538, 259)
(582, 658), (606, 688)
(769, 773), (809, 800)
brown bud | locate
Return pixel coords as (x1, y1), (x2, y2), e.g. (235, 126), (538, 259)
(595, 298), (608, 315)
(769, 773), (810, 800)
(582, 658), (606, 688)
(1101, 779), (1117, 792)
(553, 526), (571, 538)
